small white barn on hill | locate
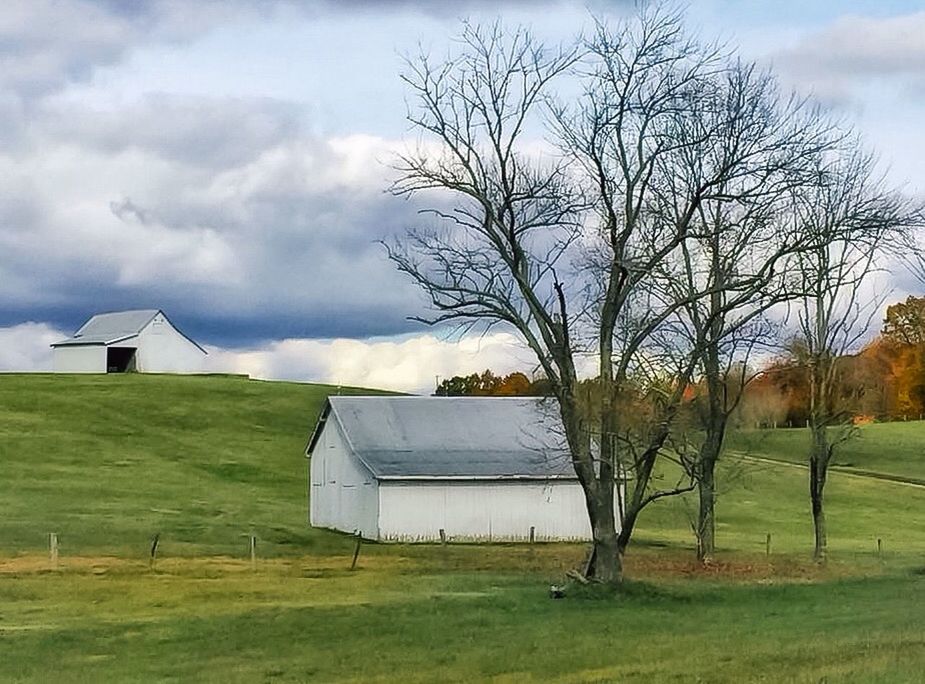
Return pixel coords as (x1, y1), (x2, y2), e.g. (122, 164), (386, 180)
(51, 309), (206, 374)
(306, 396), (624, 542)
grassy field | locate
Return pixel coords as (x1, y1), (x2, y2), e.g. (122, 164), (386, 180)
(1, 373), (924, 682)
(727, 421), (925, 483)
(1, 557), (922, 683)
(0, 373), (384, 557)
(642, 448), (925, 559)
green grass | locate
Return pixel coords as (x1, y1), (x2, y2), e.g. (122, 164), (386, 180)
(1, 373), (924, 682)
(0, 561), (922, 682)
(0, 373), (386, 557)
(727, 421), (925, 483)
(638, 452), (925, 560)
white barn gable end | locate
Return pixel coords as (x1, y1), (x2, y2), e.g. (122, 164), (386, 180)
(306, 396), (625, 542)
(51, 309), (206, 374)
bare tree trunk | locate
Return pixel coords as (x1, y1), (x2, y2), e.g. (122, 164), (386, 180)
(809, 421), (829, 562)
(696, 409), (730, 561)
(614, 435), (663, 556)
(616, 496), (643, 560)
(559, 389), (624, 585)
(695, 334), (728, 562)
(584, 491), (622, 584)
(697, 450), (717, 562)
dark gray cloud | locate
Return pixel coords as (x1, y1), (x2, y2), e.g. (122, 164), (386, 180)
(0, 94), (429, 345)
(0, 0), (624, 346)
(0, 0), (593, 101)
(47, 94), (304, 169)
(0, 1), (297, 99)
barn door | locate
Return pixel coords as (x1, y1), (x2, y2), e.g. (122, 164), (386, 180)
(107, 347), (137, 373)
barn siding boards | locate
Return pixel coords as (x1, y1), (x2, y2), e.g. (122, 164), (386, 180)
(306, 396), (625, 542)
(52, 345), (108, 373)
(51, 309), (206, 374)
(133, 312), (207, 373)
(310, 410), (378, 539)
(378, 481), (601, 542)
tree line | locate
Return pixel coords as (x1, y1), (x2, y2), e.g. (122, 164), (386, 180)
(739, 295), (925, 426)
(388, 3), (923, 584)
(434, 369), (545, 396)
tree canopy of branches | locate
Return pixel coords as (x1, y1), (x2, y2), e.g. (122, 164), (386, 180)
(387, 5), (918, 583)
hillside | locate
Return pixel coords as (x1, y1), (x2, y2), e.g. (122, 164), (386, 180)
(726, 422), (925, 483)
(1, 374), (924, 682)
(0, 373), (382, 557)
(1, 373), (923, 560)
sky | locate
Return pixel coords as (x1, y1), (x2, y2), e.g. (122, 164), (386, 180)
(2, 0), (925, 392)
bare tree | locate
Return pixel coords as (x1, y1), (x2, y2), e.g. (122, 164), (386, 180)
(553, 16), (842, 571)
(655, 62), (838, 563)
(792, 146), (916, 561)
(388, 6), (844, 584)
(685, 318), (778, 560)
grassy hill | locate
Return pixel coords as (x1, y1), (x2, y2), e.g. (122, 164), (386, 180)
(0, 373), (383, 557)
(1, 374), (923, 682)
(2, 373), (924, 559)
(727, 422), (925, 483)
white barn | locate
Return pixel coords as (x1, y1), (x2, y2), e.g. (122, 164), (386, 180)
(306, 396), (624, 542)
(51, 309), (206, 374)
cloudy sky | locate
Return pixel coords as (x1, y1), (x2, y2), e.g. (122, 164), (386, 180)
(1, 0), (924, 392)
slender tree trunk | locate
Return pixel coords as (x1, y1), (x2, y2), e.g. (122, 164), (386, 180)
(616, 498), (641, 562)
(615, 442), (659, 558)
(696, 344), (727, 563)
(582, 407), (621, 585)
(809, 421), (829, 562)
(582, 274), (623, 586)
(697, 452), (717, 563)
(696, 411), (730, 562)
(693, 229), (730, 562)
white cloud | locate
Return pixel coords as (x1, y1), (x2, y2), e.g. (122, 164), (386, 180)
(774, 12), (925, 101)
(205, 331), (538, 394)
(0, 322), (64, 371)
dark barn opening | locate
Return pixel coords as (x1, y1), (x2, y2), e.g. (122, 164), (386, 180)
(107, 347), (137, 373)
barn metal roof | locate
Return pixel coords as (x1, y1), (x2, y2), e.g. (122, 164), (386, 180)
(50, 309), (206, 352)
(308, 396), (576, 480)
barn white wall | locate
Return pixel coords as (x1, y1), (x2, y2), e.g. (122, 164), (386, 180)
(134, 313), (205, 373)
(377, 481), (624, 542)
(309, 415), (379, 538)
(52, 345), (107, 373)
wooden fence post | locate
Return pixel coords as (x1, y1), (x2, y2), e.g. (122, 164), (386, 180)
(250, 535), (257, 571)
(350, 531), (362, 570)
(765, 532), (771, 557)
(877, 538), (883, 560)
(49, 533), (58, 568)
(149, 533), (160, 570)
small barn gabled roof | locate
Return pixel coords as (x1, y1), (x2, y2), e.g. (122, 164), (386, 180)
(51, 309), (206, 352)
(307, 396), (576, 480)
